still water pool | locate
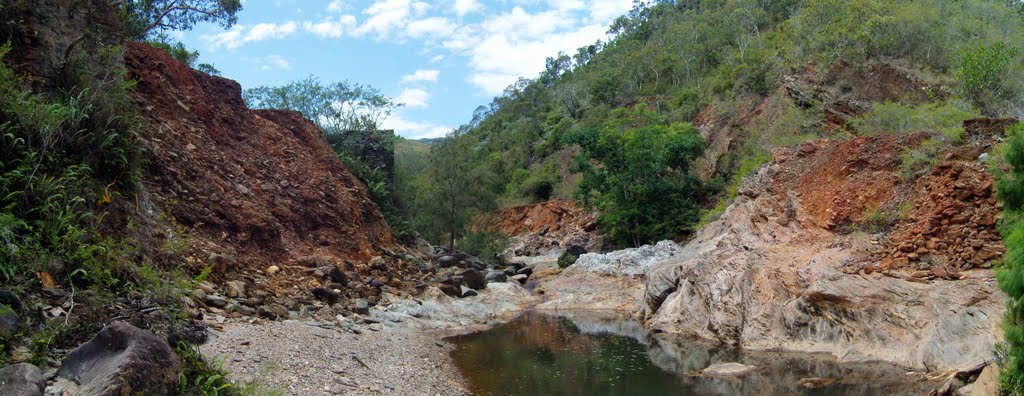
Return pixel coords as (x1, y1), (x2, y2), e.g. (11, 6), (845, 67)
(448, 311), (938, 396)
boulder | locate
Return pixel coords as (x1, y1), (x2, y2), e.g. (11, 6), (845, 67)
(511, 274), (529, 284)
(204, 294), (228, 309)
(0, 363), (44, 396)
(460, 286), (478, 298)
(258, 303), (288, 320)
(438, 255), (459, 268)
(0, 304), (18, 339)
(485, 270), (508, 283)
(701, 363), (756, 377)
(438, 284), (461, 297)
(354, 299), (370, 315)
(224, 281), (246, 298)
(459, 269), (486, 290)
(57, 323), (180, 395)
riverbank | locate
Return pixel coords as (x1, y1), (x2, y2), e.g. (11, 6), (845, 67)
(203, 320), (470, 395)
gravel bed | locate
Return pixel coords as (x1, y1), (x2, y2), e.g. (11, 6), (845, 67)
(202, 320), (469, 395)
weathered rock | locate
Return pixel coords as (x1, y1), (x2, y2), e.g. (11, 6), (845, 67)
(642, 135), (1005, 372)
(573, 240), (681, 276)
(354, 299), (370, 315)
(57, 323), (180, 395)
(438, 256), (459, 268)
(0, 363), (44, 396)
(205, 294), (229, 309)
(0, 304), (18, 339)
(224, 281), (246, 298)
(0, 290), (21, 311)
(311, 288), (339, 305)
(702, 363), (756, 377)
(460, 286), (478, 298)
(485, 270), (508, 283)
(511, 274), (528, 284)
(960, 364), (999, 396)
(459, 269), (486, 290)
(266, 265), (281, 275)
(258, 304), (288, 320)
(516, 267), (533, 277)
(329, 267), (348, 284)
(438, 284), (461, 297)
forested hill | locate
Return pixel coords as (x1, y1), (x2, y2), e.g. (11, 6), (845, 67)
(401, 0), (1024, 250)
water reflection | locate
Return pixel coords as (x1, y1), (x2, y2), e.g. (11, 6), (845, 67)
(448, 311), (938, 396)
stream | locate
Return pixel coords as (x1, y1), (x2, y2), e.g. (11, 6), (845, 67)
(448, 311), (939, 396)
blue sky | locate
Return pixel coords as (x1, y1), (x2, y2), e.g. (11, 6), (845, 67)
(175, 0), (635, 139)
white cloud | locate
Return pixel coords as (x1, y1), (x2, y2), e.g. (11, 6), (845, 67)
(258, 54), (292, 71)
(406, 17), (457, 39)
(353, 0), (430, 38)
(589, 0), (634, 22)
(201, 21), (297, 50)
(396, 88), (431, 108)
(439, 3), (632, 95)
(401, 69), (440, 84)
(304, 15), (358, 38)
(327, 0), (345, 12)
(453, 0), (483, 17)
(429, 54), (445, 63)
(382, 113), (450, 139)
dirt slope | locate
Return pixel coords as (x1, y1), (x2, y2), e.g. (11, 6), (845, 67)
(125, 43), (394, 271)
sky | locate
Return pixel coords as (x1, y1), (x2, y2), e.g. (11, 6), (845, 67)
(175, 0), (636, 139)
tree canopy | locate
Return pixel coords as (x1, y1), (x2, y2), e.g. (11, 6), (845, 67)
(115, 0), (243, 40)
(244, 77), (401, 133)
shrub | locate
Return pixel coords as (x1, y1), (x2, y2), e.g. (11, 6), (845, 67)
(458, 229), (508, 264)
(996, 123), (1024, 394)
(851, 100), (979, 143)
(955, 42), (1018, 111)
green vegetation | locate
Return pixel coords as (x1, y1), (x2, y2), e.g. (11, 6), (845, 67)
(399, 0), (1024, 250)
(997, 123), (1024, 395)
(566, 106), (705, 247)
(244, 77), (401, 132)
(116, 0), (242, 40)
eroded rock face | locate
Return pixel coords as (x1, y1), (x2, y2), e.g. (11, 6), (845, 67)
(57, 322), (181, 395)
(491, 199), (605, 256)
(642, 134), (1005, 371)
(124, 42), (393, 270)
(0, 363), (44, 396)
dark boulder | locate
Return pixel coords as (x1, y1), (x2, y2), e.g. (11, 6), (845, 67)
(438, 283), (461, 297)
(329, 267), (348, 285)
(311, 288), (339, 305)
(516, 267), (533, 277)
(0, 363), (44, 396)
(438, 255), (459, 268)
(485, 270), (508, 283)
(566, 245), (588, 257)
(57, 322), (180, 396)
(0, 304), (18, 339)
(459, 269), (486, 290)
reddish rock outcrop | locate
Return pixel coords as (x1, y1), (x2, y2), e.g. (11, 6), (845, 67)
(125, 42), (394, 271)
(489, 199), (604, 256)
(643, 133), (1005, 372)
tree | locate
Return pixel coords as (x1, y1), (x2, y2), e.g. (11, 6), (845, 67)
(244, 76), (401, 133)
(566, 105), (706, 247)
(114, 0), (243, 40)
(997, 123), (1024, 394)
(413, 129), (497, 249)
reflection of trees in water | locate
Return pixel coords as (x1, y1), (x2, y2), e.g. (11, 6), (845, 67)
(450, 312), (942, 396)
